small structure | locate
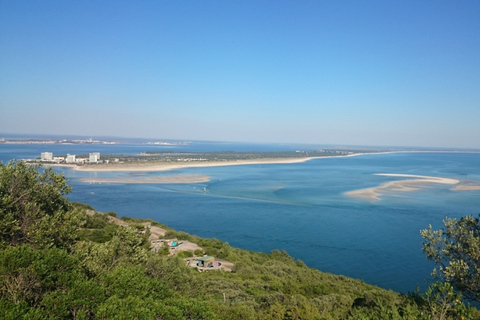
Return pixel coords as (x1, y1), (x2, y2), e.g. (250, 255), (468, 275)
(151, 238), (183, 254)
(184, 255), (233, 272)
(196, 255), (215, 268)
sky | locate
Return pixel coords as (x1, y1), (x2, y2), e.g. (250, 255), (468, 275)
(1, 1), (479, 148)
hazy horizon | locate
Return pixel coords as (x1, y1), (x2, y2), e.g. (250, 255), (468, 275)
(1, 1), (479, 148)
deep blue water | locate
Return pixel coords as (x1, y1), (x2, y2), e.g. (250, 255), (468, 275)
(1, 143), (479, 294)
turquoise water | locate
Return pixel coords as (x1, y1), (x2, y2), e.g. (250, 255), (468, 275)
(1, 144), (479, 293)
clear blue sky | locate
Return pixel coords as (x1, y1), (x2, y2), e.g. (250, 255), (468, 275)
(1, 1), (479, 148)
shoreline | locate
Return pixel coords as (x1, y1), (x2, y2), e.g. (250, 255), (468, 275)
(46, 151), (395, 173)
(39, 150), (480, 173)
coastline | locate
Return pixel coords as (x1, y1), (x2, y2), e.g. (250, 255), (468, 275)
(46, 152), (394, 173)
(39, 150), (480, 173)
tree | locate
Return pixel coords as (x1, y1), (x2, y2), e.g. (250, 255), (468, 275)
(0, 161), (83, 249)
(421, 281), (471, 320)
(421, 214), (480, 302)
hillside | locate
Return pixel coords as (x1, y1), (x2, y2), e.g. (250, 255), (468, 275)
(1, 162), (478, 319)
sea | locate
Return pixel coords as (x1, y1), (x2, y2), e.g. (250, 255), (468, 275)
(1, 141), (479, 294)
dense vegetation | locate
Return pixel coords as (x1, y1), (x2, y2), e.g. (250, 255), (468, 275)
(1, 161), (479, 319)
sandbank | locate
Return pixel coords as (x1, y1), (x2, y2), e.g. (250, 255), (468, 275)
(346, 174), (461, 201)
(60, 157), (320, 172)
(79, 174), (210, 184)
(453, 184), (480, 191)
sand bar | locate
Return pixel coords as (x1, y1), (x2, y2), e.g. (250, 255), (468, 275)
(79, 174), (210, 184)
(54, 157), (319, 172)
(453, 183), (480, 191)
(346, 173), (461, 201)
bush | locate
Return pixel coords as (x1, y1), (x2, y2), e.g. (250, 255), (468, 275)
(0, 161), (82, 249)
(165, 230), (192, 241)
(84, 213), (108, 229)
(177, 251), (193, 258)
(71, 202), (95, 211)
(78, 224), (118, 243)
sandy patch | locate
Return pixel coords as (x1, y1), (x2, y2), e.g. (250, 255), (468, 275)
(346, 173), (461, 201)
(107, 215), (130, 227)
(453, 183), (480, 191)
(79, 174), (210, 184)
(147, 226), (166, 241)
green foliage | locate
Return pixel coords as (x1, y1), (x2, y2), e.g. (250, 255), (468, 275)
(78, 224), (118, 243)
(144, 254), (204, 296)
(0, 244), (104, 319)
(74, 227), (149, 277)
(102, 266), (172, 300)
(421, 214), (480, 302)
(420, 281), (472, 320)
(106, 211), (117, 217)
(84, 213), (108, 229)
(158, 243), (171, 256)
(177, 250), (193, 258)
(72, 201), (95, 211)
(0, 161), (83, 249)
(165, 230), (193, 241)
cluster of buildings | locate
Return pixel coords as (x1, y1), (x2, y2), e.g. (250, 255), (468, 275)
(40, 152), (104, 164)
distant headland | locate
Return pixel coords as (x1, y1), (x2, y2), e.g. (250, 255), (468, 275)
(0, 137), (189, 146)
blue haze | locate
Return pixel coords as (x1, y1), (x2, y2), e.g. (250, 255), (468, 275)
(1, 143), (479, 293)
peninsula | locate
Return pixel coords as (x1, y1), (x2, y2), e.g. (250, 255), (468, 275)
(39, 150), (365, 172)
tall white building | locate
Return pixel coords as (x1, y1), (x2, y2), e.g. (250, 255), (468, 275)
(41, 152), (53, 161)
(66, 154), (76, 163)
(89, 152), (100, 163)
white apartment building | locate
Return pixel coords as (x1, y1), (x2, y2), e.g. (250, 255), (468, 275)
(66, 154), (76, 163)
(41, 152), (53, 161)
(89, 152), (100, 163)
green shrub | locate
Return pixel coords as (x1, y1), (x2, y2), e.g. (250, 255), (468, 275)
(106, 211), (117, 217)
(165, 230), (192, 241)
(71, 201), (95, 211)
(84, 213), (108, 229)
(177, 251), (193, 258)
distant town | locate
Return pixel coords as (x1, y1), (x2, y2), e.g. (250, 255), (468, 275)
(0, 137), (190, 146)
(31, 152), (108, 165)
(0, 138), (116, 145)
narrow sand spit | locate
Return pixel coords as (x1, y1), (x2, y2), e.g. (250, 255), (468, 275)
(53, 152), (395, 173)
(79, 174), (210, 184)
(70, 158), (317, 172)
(346, 174), (461, 201)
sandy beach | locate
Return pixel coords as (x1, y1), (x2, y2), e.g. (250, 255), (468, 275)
(50, 152), (394, 173)
(346, 173), (462, 201)
(54, 157), (319, 172)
